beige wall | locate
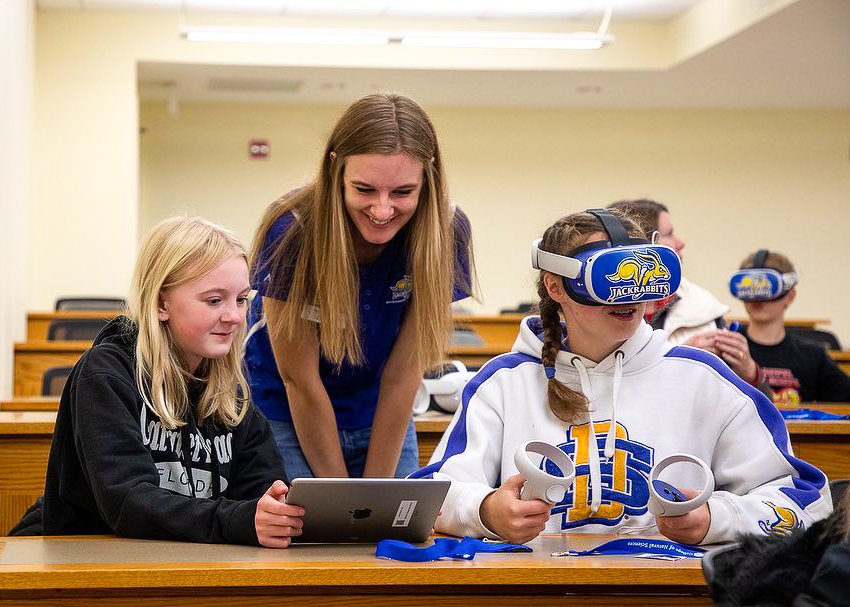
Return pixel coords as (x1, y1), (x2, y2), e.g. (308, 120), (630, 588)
(26, 7), (850, 380)
(140, 102), (850, 344)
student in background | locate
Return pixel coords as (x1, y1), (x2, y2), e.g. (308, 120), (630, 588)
(246, 93), (473, 482)
(39, 217), (303, 547)
(413, 209), (831, 545)
(607, 199), (761, 387)
(730, 249), (850, 405)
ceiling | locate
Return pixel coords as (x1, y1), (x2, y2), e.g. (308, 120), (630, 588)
(39, 0), (850, 108)
(37, 0), (701, 20)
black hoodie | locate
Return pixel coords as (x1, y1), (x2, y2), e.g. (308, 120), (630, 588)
(42, 317), (285, 545)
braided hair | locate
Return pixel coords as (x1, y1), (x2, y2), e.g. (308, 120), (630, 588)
(535, 210), (645, 422)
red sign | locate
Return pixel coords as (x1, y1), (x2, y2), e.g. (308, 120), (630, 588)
(249, 139), (270, 159)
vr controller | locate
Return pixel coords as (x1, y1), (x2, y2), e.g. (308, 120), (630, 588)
(646, 454), (715, 517)
(514, 441), (575, 504)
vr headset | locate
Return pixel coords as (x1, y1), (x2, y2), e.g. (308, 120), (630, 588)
(531, 208), (682, 306)
(729, 249), (798, 302)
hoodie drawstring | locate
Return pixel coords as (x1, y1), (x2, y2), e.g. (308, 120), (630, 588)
(571, 356), (603, 513)
(571, 350), (625, 514)
(605, 350), (625, 459)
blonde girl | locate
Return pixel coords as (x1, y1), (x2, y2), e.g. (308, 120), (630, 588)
(41, 216), (303, 547)
(246, 93), (472, 481)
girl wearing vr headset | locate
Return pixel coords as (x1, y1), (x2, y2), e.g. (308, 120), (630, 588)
(413, 209), (830, 545)
(32, 217), (303, 547)
(731, 250), (850, 404)
(246, 93), (473, 482)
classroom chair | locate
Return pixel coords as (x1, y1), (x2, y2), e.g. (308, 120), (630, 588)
(47, 318), (108, 341)
(41, 365), (73, 396)
(785, 327), (841, 350)
(54, 297), (126, 311)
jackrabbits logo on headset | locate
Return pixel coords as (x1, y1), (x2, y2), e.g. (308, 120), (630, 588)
(729, 249), (798, 302)
(531, 208), (682, 305)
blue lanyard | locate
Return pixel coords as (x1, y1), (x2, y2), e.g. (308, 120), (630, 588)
(560, 538), (705, 559)
(780, 408), (850, 421)
(376, 537), (531, 562)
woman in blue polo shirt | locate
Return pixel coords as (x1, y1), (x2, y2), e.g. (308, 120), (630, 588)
(246, 93), (473, 482)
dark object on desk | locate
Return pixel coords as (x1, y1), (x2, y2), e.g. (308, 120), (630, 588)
(499, 302), (535, 314)
(830, 478), (850, 505)
(55, 297), (126, 311)
(47, 318), (109, 341)
(786, 326), (841, 351)
(41, 365), (73, 396)
(7, 496), (43, 536)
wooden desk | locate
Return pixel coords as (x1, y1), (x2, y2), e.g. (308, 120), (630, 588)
(0, 397), (59, 412)
(0, 412), (54, 535)
(26, 311), (119, 341)
(13, 341), (89, 397)
(0, 534), (709, 605)
(454, 314), (524, 352)
(829, 350), (850, 374)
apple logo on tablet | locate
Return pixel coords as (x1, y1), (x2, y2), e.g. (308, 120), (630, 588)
(349, 508), (372, 520)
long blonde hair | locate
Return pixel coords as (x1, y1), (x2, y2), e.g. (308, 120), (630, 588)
(251, 93), (471, 370)
(128, 216), (250, 430)
(535, 210), (645, 422)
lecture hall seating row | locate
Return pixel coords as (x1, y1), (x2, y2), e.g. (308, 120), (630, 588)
(14, 311), (850, 396)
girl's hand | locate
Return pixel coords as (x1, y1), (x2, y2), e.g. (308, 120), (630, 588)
(654, 488), (711, 545)
(255, 480), (305, 548)
(713, 330), (758, 382)
(479, 475), (552, 544)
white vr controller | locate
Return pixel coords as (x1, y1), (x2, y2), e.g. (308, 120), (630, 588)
(646, 453), (715, 517)
(514, 441), (576, 504)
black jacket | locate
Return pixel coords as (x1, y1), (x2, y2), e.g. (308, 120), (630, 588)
(42, 317), (285, 545)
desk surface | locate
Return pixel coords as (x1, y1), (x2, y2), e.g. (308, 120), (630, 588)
(0, 533), (705, 591)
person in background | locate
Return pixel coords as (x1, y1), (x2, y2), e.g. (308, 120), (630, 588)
(730, 249), (850, 405)
(607, 199), (761, 387)
(246, 93), (473, 483)
(413, 209), (831, 546)
(36, 216), (303, 547)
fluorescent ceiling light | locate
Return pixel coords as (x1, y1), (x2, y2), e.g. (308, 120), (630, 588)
(183, 27), (390, 45)
(400, 32), (611, 50)
(181, 7), (614, 49)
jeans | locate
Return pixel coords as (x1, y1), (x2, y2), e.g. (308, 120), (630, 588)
(268, 417), (420, 484)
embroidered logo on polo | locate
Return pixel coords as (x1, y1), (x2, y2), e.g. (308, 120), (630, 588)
(731, 272), (774, 300)
(549, 421), (653, 529)
(759, 501), (803, 536)
(604, 249), (673, 303)
(387, 275), (413, 304)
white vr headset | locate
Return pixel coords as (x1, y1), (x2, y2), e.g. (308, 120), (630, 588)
(413, 361), (476, 415)
(531, 209), (682, 306)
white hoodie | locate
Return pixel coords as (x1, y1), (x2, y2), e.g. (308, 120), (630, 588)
(412, 316), (831, 544)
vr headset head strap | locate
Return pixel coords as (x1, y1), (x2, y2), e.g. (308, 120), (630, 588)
(753, 249), (769, 268)
(585, 208), (649, 249)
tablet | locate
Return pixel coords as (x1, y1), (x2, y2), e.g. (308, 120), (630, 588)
(285, 478), (450, 544)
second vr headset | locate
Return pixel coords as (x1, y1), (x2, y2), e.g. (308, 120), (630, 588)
(531, 208), (682, 306)
(729, 249), (798, 302)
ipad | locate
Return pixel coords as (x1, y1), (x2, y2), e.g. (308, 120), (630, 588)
(285, 478), (450, 544)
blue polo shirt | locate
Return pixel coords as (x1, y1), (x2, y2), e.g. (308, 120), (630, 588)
(245, 208), (471, 430)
